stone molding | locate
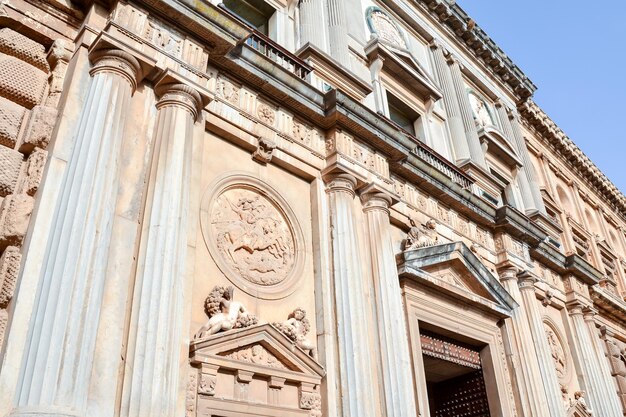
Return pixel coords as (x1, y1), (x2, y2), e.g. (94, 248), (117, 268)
(520, 100), (626, 218)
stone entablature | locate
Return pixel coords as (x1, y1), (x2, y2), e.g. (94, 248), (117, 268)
(520, 100), (626, 219)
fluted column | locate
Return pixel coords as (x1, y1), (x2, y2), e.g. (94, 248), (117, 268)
(430, 42), (470, 163)
(326, 0), (349, 67)
(567, 302), (614, 416)
(447, 56), (487, 168)
(299, 0), (326, 49)
(360, 191), (417, 417)
(584, 309), (623, 416)
(325, 174), (377, 417)
(11, 49), (140, 417)
(495, 103), (536, 213)
(509, 110), (546, 214)
(498, 267), (551, 417)
(121, 83), (202, 417)
(517, 272), (566, 417)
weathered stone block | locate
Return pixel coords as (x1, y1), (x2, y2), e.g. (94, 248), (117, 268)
(0, 97), (25, 148)
(0, 246), (21, 308)
(0, 146), (23, 197)
(0, 28), (49, 72)
(0, 309), (7, 349)
(0, 194), (34, 248)
(0, 54), (48, 109)
(23, 147), (47, 196)
(21, 105), (57, 152)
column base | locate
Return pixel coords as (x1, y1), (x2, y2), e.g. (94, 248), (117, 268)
(10, 406), (82, 417)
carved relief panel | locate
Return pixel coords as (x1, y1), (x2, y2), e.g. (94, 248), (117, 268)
(201, 173), (304, 300)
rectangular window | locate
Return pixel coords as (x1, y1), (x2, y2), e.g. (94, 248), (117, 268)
(386, 92), (419, 137)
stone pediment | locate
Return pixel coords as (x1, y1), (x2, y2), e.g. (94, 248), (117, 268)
(398, 242), (518, 318)
(567, 401), (592, 417)
(188, 324), (324, 417)
(190, 323), (324, 378)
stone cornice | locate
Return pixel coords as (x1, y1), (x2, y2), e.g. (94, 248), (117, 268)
(520, 100), (626, 219)
(412, 0), (536, 100)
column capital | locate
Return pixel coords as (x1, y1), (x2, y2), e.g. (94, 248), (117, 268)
(89, 48), (142, 93)
(360, 192), (392, 214)
(429, 39), (446, 52)
(517, 270), (538, 290)
(497, 265), (519, 282)
(155, 82), (204, 121)
(583, 307), (598, 323)
(324, 173), (358, 197)
(566, 300), (587, 316)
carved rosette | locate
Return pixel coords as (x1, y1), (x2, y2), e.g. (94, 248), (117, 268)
(201, 173), (304, 299)
(198, 373), (217, 396)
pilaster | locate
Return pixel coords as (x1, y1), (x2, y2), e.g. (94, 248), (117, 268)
(326, 0), (349, 68)
(121, 81), (204, 417)
(583, 308), (623, 416)
(494, 103), (536, 214)
(447, 55), (487, 168)
(566, 301), (614, 416)
(430, 42), (470, 164)
(498, 266), (552, 417)
(517, 271), (566, 417)
(299, 0), (327, 50)
(360, 187), (418, 417)
(324, 173), (377, 417)
(11, 47), (141, 417)
(508, 109), (546, 214)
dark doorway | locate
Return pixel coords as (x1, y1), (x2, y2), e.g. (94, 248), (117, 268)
(421, 331), (491, 417)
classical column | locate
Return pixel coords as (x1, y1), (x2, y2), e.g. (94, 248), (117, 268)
(326, 0), (349, 67)
(447, 56), (487, 168)
(11, 49), (140, 417)
(567, 302), (614, 416)
(299, 0), (326, 49)
(430, 42), (470, 163)
(121, 83), (202, 417)
(508, 110), (546, 214)
(360, 190), (417, 417)
(498, 267), (552, 417)
(583, 309), (623, 416)
(495, 103), (536, 213)
(517, 272), (566, 417)
(325, 174), (377, 417)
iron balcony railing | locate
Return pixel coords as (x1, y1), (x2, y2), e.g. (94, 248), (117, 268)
(244, 31), (312, 80)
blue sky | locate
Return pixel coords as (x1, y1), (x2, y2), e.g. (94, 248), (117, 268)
(458, 1), (626, 193)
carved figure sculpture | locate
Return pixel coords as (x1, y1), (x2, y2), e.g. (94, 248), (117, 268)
(571, 391), (591, 414)
(273, 308), (317, 359)
(213, 190), (295, 286)
(194, 285), (258, 339)
(404, 218), (438, 251)
(468, 91), (494, 128)
(545, 325), (567, 379)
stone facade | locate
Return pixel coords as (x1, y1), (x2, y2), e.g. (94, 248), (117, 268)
(0, 1), (624, 417)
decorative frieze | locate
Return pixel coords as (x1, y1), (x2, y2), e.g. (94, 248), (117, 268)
(326, 129), (390, 179)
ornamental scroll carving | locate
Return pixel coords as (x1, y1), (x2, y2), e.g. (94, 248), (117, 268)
(544, 321), (568, 381)
(201, 174), (304, 299)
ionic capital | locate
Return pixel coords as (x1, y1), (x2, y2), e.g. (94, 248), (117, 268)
(155, 83), (204, 121)
(497, 266), (519, 282)
(324, 173), (358, 197)
(89, 48), (142, 93)
(517, 270), (538, 291)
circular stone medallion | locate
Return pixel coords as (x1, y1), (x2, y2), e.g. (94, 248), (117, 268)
(201, 173), (304, 299)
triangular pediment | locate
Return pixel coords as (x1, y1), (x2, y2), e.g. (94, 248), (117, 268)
(567, 401), (592, 417)
(190, 323), (325, 378)
(398, 241), (518, 318)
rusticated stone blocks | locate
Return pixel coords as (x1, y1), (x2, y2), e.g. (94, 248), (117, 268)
(21, 105), (57, 152)
(0, 194), (34, 249)
(0, 246), (20, 308)
(0, 54), (48, 109)
(0, 28), (49, 72)
(0, 97), (25, 148)
(0, 146), (23, 197)
(0, 308), (7, 348)
(23, 148), (47, 196)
